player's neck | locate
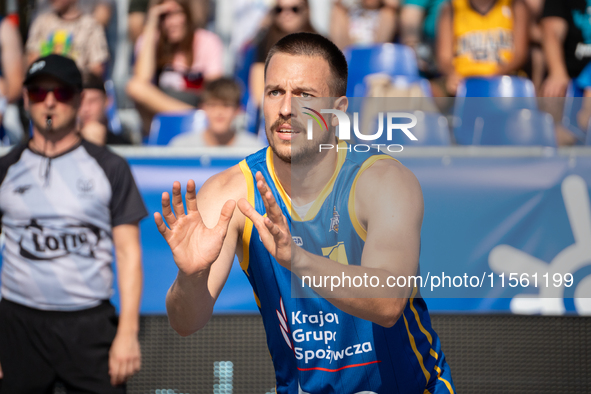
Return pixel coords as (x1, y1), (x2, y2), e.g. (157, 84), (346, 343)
(272, 147), (339, 206)
(29, 130), (81, 158)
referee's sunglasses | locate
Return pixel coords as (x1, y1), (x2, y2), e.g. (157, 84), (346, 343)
(27, 86), (76, 103)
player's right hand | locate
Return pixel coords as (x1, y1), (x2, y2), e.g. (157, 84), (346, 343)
(154, 180), (236, 276)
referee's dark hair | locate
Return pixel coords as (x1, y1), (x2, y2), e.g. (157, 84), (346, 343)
(264, 32), (348, 97)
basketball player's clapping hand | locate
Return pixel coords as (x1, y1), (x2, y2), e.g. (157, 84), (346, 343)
(154, 180), (236, 276)
(238, 172), (293, 270)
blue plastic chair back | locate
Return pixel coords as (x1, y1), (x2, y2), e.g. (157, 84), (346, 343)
(104, 80), (122, 135)
(148, 110), (204, 145)
(473, 109), (556, 146)
(345, 44), (419, 97)
(453, 76), (538, 145)
(356, 111), (451, 146)
(562, 81), (586, 143)
(457, 76), (536, 98)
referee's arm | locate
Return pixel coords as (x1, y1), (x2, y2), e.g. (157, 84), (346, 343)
(110, 222), (143, 385)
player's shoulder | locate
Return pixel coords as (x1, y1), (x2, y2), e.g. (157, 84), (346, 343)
(198, 163), (247, 203)
(356, 155), (421, 195)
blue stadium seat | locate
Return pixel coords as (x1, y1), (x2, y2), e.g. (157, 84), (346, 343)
(456, 76), (536, 98)
(344, 44), (419, 97)
(453, 76), (538, 145)
(359, 74), (433, 97)
(355, 111), (451, 146)
(562, 81), (586, 143)
(475, 109), (556, 147)
(147, 110), (206, 145)
(104, 80), (122, 135)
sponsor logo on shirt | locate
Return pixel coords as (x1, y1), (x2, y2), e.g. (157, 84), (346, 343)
(17, 217), (109, 260)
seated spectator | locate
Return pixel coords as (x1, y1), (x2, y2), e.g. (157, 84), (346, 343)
(0, 16), (24, 142)
(0, 16), (24, 111)
(249, 0), (317, 108)
(400, 0), (445, 77)
(436, 0), (529, 96)
(126, 0), (223, 136)
(170, 77), (262, 148)
(78, 73), (131, 146)
(35, 0), (114, 28)
(25, 0), (109, 76)
(330, 0), (398, 49)
(541, 0), (591, 97)
(127, 0), (208, 45)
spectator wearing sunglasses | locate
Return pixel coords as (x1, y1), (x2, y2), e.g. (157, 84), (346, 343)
(126, 0), (223, 137)
(330, 0), (398, 50)
(25, 0), (109, 77)
(248, 0), (317, 108)
(0, 54), (146, 392)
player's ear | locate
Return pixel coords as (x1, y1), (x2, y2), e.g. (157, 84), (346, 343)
(334, 96), (348, 113)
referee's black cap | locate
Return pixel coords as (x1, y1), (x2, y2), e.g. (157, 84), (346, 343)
(24, 54), (83, 92)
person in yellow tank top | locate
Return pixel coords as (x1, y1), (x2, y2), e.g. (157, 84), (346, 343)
(436, 0), (529, 95)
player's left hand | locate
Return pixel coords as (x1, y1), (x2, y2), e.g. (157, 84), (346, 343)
(238, 171), (293, 270)
(108, 331), (141, 386)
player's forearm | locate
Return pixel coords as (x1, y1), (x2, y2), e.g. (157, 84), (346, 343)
(166, 270), (215, 336)
(291, 248), (410, 327)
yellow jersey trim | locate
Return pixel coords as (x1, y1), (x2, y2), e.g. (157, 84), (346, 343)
(239, 160), (255, 274)
(434, 365), (455, 394)
(403, 313), (431, 383)
(347, 155), (399, 241)
(253, 290), (261, 308)
(266, 147), (292, 214)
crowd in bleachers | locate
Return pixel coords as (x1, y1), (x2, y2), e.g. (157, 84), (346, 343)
(2, 0), (591, 147)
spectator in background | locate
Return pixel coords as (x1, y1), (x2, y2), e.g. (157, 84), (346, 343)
(25, 0), (109, 76)
(330, 0), (398, 49)
(35, 0), (114, 28)
(0, 16), (24, 126)
(436, 0), (529, 96)
(127, 0), (209, 45)
(126, 0), (223, 136)
(541, 0), (591, 97)
(78, 73), (131, 146)
(400, 0), (445, 77)
(249, 0), (316, 108)
(170, 77), (262, 148)
(523, 0), (545, 92)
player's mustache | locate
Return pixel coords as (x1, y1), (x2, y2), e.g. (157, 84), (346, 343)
(270, 117), (306, 133)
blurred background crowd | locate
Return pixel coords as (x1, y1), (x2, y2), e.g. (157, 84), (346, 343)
(1, 0), (591, 148)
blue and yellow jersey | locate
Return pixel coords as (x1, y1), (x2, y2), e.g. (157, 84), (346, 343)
(452, 0), (514, 77)
(238, 142), (455, 394)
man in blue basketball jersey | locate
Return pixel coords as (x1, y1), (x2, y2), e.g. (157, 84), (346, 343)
(157, 32), (455, 393)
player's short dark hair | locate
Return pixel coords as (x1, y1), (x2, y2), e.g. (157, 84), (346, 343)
(264, 33), (348, 97)
(82, 72), (106, 94)
(202, 77), (242, 107)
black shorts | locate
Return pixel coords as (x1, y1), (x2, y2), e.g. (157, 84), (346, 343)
(0, 299), (125, 394)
